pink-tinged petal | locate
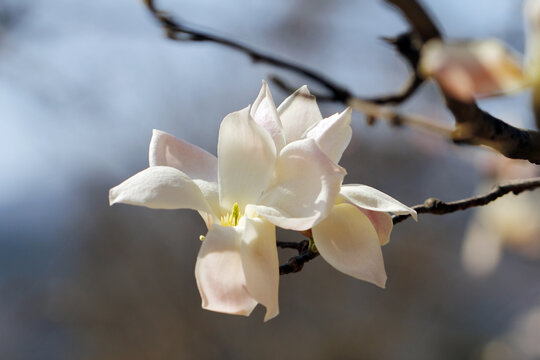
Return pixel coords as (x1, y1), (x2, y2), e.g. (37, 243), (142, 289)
(357, 208), (393, 246)
(218, 107), (276, 210)
(250, 81), (286, 152)
(277, 85), (323, 143)
(305, 107), (352, 164)
(109, 166), (212, 213)
(419, 39), (524, 101)
(240, 216), (279, 321)
(340, 184), (417, 221)
(195, 223), (258, 317)
(149, 129), (217, 183)
(312, 203), (387, 287)
(251, 138), (346, 230)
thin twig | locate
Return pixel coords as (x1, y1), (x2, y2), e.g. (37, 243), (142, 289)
(392, 177), (540, 224)
(142, 0), (351, 102)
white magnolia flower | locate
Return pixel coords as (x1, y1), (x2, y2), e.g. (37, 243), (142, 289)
(253, 83), (418, 288)
(110, 92), (345, 321)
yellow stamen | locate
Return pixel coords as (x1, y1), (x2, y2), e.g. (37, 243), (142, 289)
(220, 202), (241, 227)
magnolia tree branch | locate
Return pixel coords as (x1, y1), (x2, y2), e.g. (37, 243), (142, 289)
(392, 177), (540, 224)
(279, 177), (540, 275)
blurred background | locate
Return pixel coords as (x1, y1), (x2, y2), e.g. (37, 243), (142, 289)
(1, 0), (539, 359)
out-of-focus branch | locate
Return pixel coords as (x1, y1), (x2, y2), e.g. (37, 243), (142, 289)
(392, 177), (540, 224)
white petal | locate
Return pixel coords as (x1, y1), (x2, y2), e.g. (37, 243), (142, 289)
(251, 138), (346, 230)
(312, 203), (387, 287)
(277, 85), (323, 143)
(195, 224), (258, 317)
(340, 184), (417, 221)
(149, 129), (217, 182)
(305, 107), (352, 164)
(357, 208), (393, 246)
(109, 166), (212, 213)
(419, 39), (524, 101)
(250, 81), (286, 152)
(240, 216), (279, 321)
(218, 107), (277, 210)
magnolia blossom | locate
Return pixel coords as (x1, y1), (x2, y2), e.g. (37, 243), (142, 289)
(109, 86), (345, 321)
(418, 0), (540, 102)
(253, 83), (417, 288)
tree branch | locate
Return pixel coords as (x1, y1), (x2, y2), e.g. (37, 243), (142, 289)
(392, 177), (540, 224)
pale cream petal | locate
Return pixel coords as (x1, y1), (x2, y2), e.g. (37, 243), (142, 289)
(250, 81), (286, 152)
(277, 85), (323, 143)
(305, 107), (352, 164)
(240, 217), (279, 321)
(340, 184), (417, 221)
(252, 138), (346, 230)
(149, 129), (217, 182)
(312, 203), (387, 287)
(109, 166), (212, 213)
(195, 224), (258, 317)
(357, 208), (393, 246)
(218, 107), (277, 210)
(419, 39), (524, 101)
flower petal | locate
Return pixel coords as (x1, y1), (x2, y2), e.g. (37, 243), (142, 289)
(250, 81), (286, 152)
(240, 216), (279, 321)
(419, 39), (524, 101)
(218, 106), (277, 210)
(109, 166), (212, 213)
(305, 107), (352, 164)
(357, 208), (393, 246)
(251, 138), (346, 230)
(195, 223), (258, 317)
(149, 129), (217, 183)
(340, 184), (417, 221)
(312, 203), (387, 287)
(277, 85), (323, 143)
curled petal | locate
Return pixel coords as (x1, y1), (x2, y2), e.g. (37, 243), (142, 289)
(357, 208), (393, 246)
(252, 138), (346, 230)
(218, 107), (276, 210)
(312, 203), (387, 287)
(195, 224), (258, 317)
(419, 39), (524, 101)
(241, 217), (279, 321)
(340, 184), (417, 221)
(305, 107), (352, 164)
(251, 81), (286, 152)
(277, 85), (323, 143)
(109, 166), (212, 213)
(149, 129), (217, 183)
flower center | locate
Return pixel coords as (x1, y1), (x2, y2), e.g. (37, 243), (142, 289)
(220, 202), (241, 227)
